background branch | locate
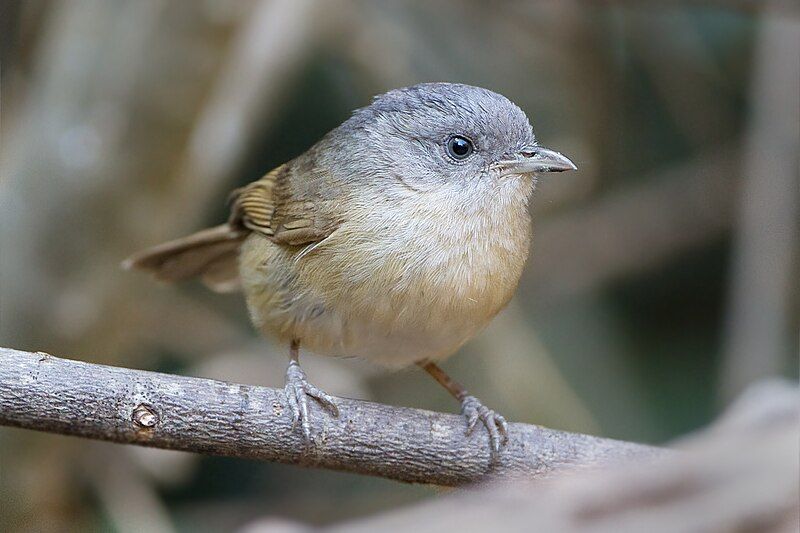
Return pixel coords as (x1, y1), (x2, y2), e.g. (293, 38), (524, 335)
(719, 6), (799, 402)
(0, 347), (660, 487)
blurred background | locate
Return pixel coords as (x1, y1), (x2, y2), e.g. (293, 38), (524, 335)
(1, 0), (798, 531)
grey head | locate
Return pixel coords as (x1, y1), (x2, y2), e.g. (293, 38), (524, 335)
(324, 82), (575, 191)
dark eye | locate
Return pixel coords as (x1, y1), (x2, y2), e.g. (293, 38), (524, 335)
(446, 136), (474, 160)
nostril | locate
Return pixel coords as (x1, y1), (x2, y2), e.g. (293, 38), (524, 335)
(520, 149), (537, 158)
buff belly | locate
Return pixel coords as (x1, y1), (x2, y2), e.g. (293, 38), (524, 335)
(239, 229), (527, 367)
(240, 243), (486, 367)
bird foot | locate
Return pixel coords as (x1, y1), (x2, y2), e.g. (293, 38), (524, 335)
(461, 394), (508, 454)
(284, 360), (339, 442)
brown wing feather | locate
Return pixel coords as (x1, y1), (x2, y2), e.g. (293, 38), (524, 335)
(230, 162), (338, 246)
(229, 169), (279, 236)
(126, 157), (339, 292)
(122, 225), (245, 293)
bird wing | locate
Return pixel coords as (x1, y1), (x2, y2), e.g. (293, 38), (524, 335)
(229, 162), (340, 247)
(125, 158), (340, 293)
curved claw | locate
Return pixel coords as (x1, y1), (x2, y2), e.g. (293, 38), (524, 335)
(304, 384), (340, 417)
(460, 395), (509, 455)
(466, 410), (480, 434)
(496, 414), (509, 445)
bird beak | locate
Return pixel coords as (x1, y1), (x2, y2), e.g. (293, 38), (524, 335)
(496, 146), (577, 176)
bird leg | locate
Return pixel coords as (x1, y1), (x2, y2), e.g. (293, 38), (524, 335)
(284, 340), (339, 441)
(417, 361), (508, 454)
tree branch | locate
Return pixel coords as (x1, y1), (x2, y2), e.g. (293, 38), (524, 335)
(0, 347), (662, 486)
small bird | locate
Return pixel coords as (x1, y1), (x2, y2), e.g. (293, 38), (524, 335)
(124, 83), (576, 453)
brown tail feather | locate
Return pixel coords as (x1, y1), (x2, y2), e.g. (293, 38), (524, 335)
(122, 224), (246, 293)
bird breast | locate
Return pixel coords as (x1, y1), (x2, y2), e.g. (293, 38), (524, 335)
(363, 191), (528, 310)
(241, 177), (533, 365)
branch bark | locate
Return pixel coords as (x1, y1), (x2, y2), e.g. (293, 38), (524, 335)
(0, 347), (661, 486)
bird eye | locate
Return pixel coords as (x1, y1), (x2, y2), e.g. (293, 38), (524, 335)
(446, 136), (474, 160)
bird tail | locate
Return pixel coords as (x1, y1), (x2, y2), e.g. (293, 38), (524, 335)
(122, 224), (246, 293)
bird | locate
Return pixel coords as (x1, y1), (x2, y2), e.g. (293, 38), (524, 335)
(124, 82), (576, 453)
